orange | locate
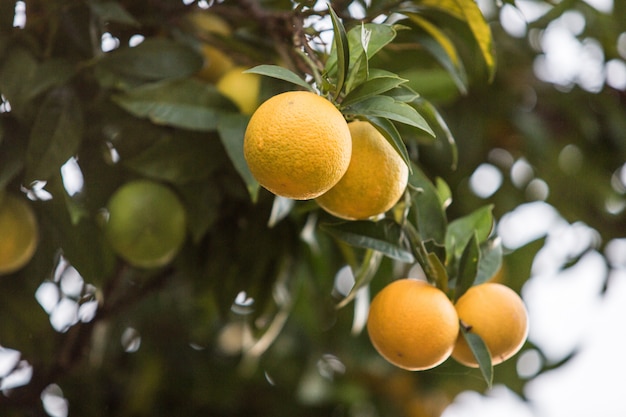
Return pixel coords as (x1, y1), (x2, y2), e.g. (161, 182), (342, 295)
(188, 12), (235, 82)
(367, 279), (459, 371)
(197, 44), (235, 83)
(104, 180), (187, 269)
(244, 91), (352, 200)
(217, 66), (261, 115)
(452, 282), (529, 367)
(316, 120), (409, 220)
(0, 193), (38, 275)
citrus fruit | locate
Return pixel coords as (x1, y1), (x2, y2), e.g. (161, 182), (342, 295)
(367, 279), (459, 371)
(316, 120), (409, 220)
(244, 91), (352, 200)
(189, 12), (235, 82)
(197, 44), (234, 83)
(0, 193), (38, 275)
(451, 282), (529, 367)
(104, 180), (187, 269)
(217, 66), (261, 115)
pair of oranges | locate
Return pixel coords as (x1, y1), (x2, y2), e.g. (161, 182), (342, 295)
(367, 278), (529, 371)
(244, 91), (409, 220)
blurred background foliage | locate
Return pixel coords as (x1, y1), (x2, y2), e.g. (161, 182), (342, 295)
(0, 0), (625, 416)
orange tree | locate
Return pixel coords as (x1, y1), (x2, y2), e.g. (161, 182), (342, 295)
(1, 0), (625, 416)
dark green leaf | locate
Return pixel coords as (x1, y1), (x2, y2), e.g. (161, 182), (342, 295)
(341, 73), (408, 106)
(446, 205), (494, 260)
(408, 164), (447, 245)
(461, 327), (493, 387)
(328, 4), (349, 99)
(177, 181), (222, 243)
(343, 95), (434, 136)
(96, 38), (203, 86)
(245, 65), (313, 92)
(412, 98), (458, 169)
(217, 113), (260, 202)
(321, 219), (414, 263)
(123, 132), (223, 184)
(88, 0), (139, 26)
(454, 232), (479, 301)
(0, 47), (38, 117)
(25, 88), (83, 183)
(112, 78), (236, 131)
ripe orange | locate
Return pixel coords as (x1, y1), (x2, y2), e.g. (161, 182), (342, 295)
(367, 279), (459, 371)
(316, 120), (409, 220)
(104, 180), (187, 269)
(244, 91), (352, 200)
(0, 193), (38, 275)
(452, 282), (529, 367)
(217, 66), (261, 115)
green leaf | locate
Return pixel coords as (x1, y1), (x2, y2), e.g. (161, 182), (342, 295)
(454, 232), (479, 301)
(320, 219), (414, 263)
(404, 13), (468, 94)
(364, 116), (411, 172)
(177, 180), (221, 243)
(426, 252), (449, 292)
(417, 0), (496, 81)
(435, 177), (452, 209)
(411, 97), (458, 169)
(25, 88), (84, 183)
(341, 73), (408, 106)
(88, 0), (139, 26)
(245, 65), (313, 92)
(475, 237), (503, 285)
(343, 95), (434, 136)
(446, 205), (494, 260)
(96, 38), (203, 86)
(408, 164), (447, 245)
(337, 249), (383, 309)
(216, 113), (260, 202)
(461, 327), (493, 387)
(328, 4), (349, 100)
(112, 78), (236, 131)
(123, 131), (223, 184)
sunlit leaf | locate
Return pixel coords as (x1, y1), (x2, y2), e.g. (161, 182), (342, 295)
(404, 12), (468, 93)
(426, 252), (449, 292)
(415, 0), (496, 81)
(113, 78), (236, 131)
(454, 232), (479, 301)
(245, 65), (313, 92)
(446, 205), (494, 260)
(461, 327), (493, 387)
(321, 219), (414, 263)
(475, 237), (503, 284)
(25, 88), (83, 183)
(217, 113), (260, 202)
